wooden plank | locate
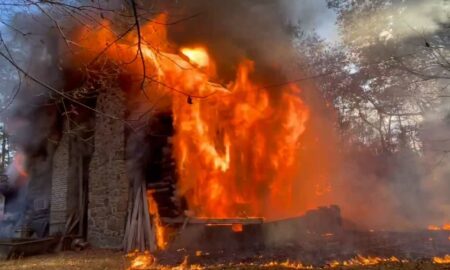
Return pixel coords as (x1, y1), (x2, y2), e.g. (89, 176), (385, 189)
(122, 187), (134, 249)
(141, 181), (156, 252)
(126, 185), (141, 252)
(131, 198), (141, 251)
(190, 217), (264, 224)
(161, 217), (264, 225)
(147, 182), (170, 189)
(149, 187), (170, 193)
(78, 155), (83, 237)
(137, 202), (143, 251)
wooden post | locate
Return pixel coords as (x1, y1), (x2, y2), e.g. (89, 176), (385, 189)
(126, 185), (141, 252)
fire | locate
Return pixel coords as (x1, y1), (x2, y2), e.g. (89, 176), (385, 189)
(9, 150), (29, 188)
(172, 60), (310, 219)
(328, 255), (406, 267)
(180, 47), (210, 69)
(147, 191), (167, 250)
(128, 254), (201, 270)
(127, 251), (155, 270)
(71, 12), (331, 222)
(433, 255), (450, 264)
(428, 225), (441, 231)
(13, 151), (28, 178)
(231, 223), (243, 232)
(262, 261), (312, 269)
(428, 224), (450, 231)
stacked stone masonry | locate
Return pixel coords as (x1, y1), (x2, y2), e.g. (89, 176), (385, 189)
(87, 87), (129, 249)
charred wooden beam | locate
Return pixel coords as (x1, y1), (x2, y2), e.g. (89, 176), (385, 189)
(161, 217), (264, 225)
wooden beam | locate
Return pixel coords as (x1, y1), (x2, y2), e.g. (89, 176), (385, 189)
(161, 217), (264, 225)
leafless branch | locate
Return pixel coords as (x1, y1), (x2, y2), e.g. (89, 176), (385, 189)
(0, 31), (22, 114)
(129, 0), (152, 104)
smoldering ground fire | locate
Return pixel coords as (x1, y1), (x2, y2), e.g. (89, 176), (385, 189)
(0, 0), (449, 268)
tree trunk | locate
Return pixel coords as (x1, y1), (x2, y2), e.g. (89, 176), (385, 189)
(1, 127), (7, 173)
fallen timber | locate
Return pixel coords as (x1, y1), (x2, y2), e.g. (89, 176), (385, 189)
(0, 237), (58, 260)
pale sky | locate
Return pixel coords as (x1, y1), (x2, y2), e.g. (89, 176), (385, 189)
(281, 0), (339, 42)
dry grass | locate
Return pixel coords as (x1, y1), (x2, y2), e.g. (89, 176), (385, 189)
(0, 249), (127, 270)
(0, 250), (448, 270)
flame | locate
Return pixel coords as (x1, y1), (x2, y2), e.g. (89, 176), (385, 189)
(127, 251), (155, 270)
(13, 151), (28, 178)
(172, 60), (310, 219)
(428, 225), (441, 231)
(70, 12), (333, 222)
(9, 151), (29, 188)
(328, 255), (406, 267)
(433, 255), (450, 264)
(180, 47), (210, 69)
(428, 224), (450, 231)
(128, 254), (202, 270)
(147, 191), (167, 250)
(261, 261), (312, 269)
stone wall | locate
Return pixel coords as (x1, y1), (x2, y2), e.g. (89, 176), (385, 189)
(49, 128), (71, 234)
(87, 87), (129, 249)
(49, 120), (92, 236)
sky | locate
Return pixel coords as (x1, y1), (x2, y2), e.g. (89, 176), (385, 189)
(281, 0), (339, 42)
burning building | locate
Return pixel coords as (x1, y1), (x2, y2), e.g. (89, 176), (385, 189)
(0, 4), (340, 250)
(0, 1), (448, 266)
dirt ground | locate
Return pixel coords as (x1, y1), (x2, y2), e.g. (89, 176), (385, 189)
(0, 249), (449, 270)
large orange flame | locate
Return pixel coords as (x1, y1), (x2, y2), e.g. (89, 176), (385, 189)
(70, 13), (332, 222)
(172, 60), (309, 219)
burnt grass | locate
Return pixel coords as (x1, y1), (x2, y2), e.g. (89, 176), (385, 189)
(0, 249), (449, 270)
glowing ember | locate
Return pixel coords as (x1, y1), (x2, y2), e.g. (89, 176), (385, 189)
(231, 223), (243, 232)
(433, 255), (450, 264)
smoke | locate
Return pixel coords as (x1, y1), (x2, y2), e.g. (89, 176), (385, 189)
(280, 0), (338, 41)
(420, 101), (450, 224)
(0, 12), (64, 237)
(326, 0), (450, 230)
(1, 0), (445, 240)
(156, 0), (331, 81)
(389, 0), (449, 37)
(341, 0), (449, 45)
(333, 107), (450, 231)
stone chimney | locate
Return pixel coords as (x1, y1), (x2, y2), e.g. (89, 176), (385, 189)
(87, 87), (129, 248)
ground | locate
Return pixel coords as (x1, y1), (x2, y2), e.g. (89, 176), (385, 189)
(0, 249), (448, 270)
